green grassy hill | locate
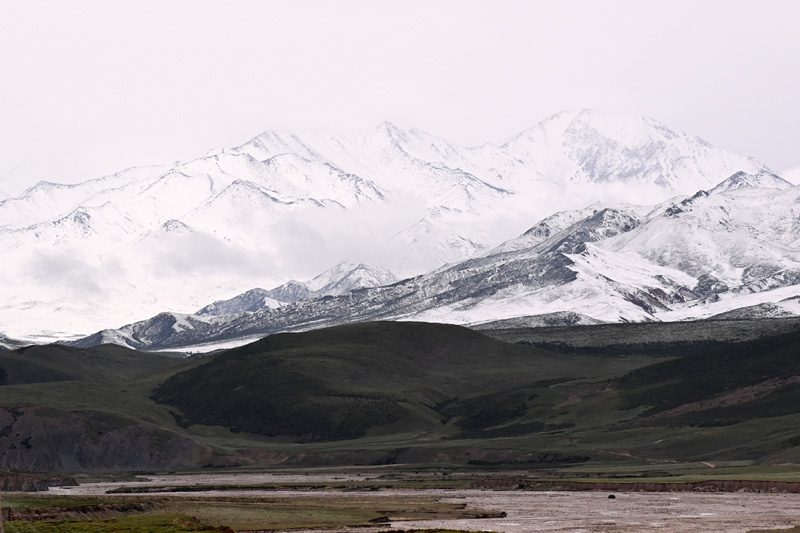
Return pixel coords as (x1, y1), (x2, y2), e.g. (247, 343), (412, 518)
(2, 320), (800, 472)
(0, 343), (185, 385)
(618, 328), (800, 415)
(0, 344), (209, 472)
(151, 321), (642, 441)
(598, 328), (800, 463)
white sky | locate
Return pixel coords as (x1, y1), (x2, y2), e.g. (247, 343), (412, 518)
(1, 0), (799, 198)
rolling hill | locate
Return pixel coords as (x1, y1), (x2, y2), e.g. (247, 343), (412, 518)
(4, 320), (800, 471)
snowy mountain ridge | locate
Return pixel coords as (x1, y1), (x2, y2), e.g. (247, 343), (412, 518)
(69, 171), (800, 351)
(195, 262), (398, 318)
(0, 110), (783, 341)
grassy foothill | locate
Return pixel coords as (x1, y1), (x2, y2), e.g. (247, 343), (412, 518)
(3, 320), (800, 474)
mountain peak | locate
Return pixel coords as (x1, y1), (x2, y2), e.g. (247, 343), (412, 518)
(376, 121), (401, 132)
(501, 109), (771, 192)
(518, 108), (666, 137)
(373, 121), (409, 146)
(306, 261), (397, 295)
(709, 171), (794, 195)
(162, 219), (193, 233)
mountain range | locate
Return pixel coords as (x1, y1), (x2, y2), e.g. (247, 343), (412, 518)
(69, 169), (800, 351)
(0, 109), (790, 344)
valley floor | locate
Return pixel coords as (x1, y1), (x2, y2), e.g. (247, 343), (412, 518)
(3, 471), (798, 532)
(391, 490), (800, 532)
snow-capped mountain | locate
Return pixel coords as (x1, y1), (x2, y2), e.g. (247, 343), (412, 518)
(305, 262), (398, 295)
(501, 110), (767, 191)
(195, 262), (397, 318)
(195, 288), (287, 317)
(0, 110), (776, 341)
(0, 164), (172, 229)
(72, 262), (398, 350)
(70, 171), (800, 351)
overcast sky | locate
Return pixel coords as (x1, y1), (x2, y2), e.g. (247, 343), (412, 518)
(1, 0), (798, 198)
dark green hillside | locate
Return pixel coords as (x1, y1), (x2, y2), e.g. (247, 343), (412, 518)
(152, 321), (642, 441)
(0, 344), (208, 472)
(562, 328), (800, 464)
(0, 343), (185, 385)
(5, 319), (800, 472)
(618, 329), (800, 415)
(149, 320), (800, 466)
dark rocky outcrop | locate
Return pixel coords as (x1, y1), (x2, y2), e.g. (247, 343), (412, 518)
(0, 406), (211, 472)
(0, 472), (77, 492)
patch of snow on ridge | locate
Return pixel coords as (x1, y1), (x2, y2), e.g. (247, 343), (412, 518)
(471, 311), (604, 329)
(155, 335), (265, 354)
(661, 284), (800, 322)
(567, 244), (696, 292)
(709, 302), (798, 320)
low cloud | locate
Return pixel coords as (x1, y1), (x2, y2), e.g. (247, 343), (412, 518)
(264, 194), (428, 278)
(28, 251), (106, 298)
(144, 230), (277, 278)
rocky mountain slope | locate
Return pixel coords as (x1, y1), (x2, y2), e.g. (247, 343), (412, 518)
(71, 171), (800, 351)
(0, 110), (777, 341)
(195, 262), (398, 317)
